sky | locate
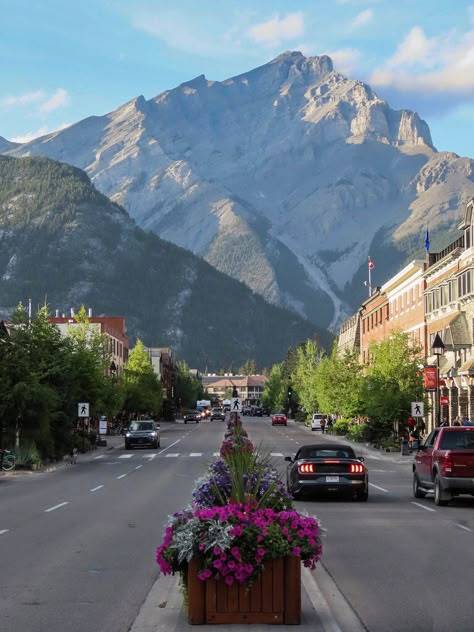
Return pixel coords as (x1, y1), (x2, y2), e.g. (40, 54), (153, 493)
(2, 0), (474, 157)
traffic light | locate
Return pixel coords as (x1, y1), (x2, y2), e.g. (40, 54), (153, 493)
(287, 384), (293, 398)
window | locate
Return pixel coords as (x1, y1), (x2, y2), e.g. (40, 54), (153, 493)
(466, 226), (471, 250)
(458, 270), (472, 297)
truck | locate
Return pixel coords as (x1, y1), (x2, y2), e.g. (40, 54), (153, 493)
(413, 426), (474, 505)
(196, 399), (211, 419)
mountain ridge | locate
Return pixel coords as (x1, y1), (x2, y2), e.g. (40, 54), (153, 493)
(4, 52), (474, 328)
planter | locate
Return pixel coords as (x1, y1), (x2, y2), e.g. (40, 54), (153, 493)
(187, 556), (301, 625)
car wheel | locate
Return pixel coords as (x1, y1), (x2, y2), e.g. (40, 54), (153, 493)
(152, 441), (158, 449)
(184, 420), (187, 424)
(356, 487), (369, 501)
(125, 442), (130, 450)
(413, 473), (426, 498)
(157, 441), (160, 448)
(311, 428), (315, 431)
(434, 474), (451, 506)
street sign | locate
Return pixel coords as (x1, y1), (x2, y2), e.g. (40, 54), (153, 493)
(99, 416), (107, 435)
(78, 402), (89, 417)
(411, 402), (424, 417)
(440, 396), (449, 406)
(231, 398), (242, 412)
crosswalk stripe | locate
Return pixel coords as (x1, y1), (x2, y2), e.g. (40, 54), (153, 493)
(213, 452), (220, 457)
(166, 453), (180, 457)
(94, 455), (104, 459)
(143, 453), (158, 459)
(271, 452), (284, 457)
(119, 454), (133, 459)
(189, 453), (203, 457)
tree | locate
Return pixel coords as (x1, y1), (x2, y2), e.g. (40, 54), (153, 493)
(239, 359), (258, 375)
(314, 345), (364, 418)
(262, 363), (286, 412)
(123, 340), (162, 417)
(292, 340), (321, 416)
(175, 361), (204, 409)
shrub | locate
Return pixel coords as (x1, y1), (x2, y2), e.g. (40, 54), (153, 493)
(346, 424), (367, 443)
(14, 443), (42, 467)
(331, 419), (351, 435)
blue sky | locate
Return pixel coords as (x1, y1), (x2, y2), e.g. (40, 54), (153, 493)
(2, 0), (474, 157)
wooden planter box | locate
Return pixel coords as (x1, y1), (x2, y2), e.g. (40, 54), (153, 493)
(187, 556), (301, 625)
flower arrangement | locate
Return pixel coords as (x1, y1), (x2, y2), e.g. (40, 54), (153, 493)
(156, 414), (323, 590)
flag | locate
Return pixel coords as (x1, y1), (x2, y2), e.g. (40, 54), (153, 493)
(368, 256), (374, 270)
(425, 227), (430, 252)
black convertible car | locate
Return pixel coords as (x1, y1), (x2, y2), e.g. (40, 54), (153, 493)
(285, 444), (368, 501)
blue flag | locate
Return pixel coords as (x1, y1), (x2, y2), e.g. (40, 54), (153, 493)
(425, 227), (430, 252)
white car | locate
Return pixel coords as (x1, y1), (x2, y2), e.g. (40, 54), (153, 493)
(311, 413), (328, 431)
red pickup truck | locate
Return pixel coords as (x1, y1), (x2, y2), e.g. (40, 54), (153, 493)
(413, 427), (474, 505)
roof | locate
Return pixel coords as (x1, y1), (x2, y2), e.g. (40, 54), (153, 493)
(458, 359), (474, 375)
(427, 312), (460, 335)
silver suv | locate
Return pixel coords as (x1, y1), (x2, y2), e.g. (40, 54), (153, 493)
(125, 420), (160, 449)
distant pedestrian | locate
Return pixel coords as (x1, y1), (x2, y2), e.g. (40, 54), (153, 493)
(440, 418), (449, 427)
(320, 417), (326, 433)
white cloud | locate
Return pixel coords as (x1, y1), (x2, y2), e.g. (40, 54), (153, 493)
(0, 90), (45, 107)
(349, 9), (374, 31)
(10, 122), (71, 144)
(39, 88), (69, 113)
(370, 26), (474, 95)
(326, 48), (361, 75)
(246, 12), (304, 47)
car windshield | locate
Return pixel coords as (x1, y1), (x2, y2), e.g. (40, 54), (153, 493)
(212, 408), (221, 413)
(439, 430), (474, 450)
(297, 447), (355, 459)
(129, 421), (154, 431)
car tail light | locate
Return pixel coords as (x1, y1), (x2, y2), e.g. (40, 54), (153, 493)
(349, 463), (364, 473)
(441, 456), (453, 475)
(298, 463), (314, 474)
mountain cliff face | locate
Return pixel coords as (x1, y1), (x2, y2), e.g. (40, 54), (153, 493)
(0, 156), (329, 369)
(6, 51), (474, 328)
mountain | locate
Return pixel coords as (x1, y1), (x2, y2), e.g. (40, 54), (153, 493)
(6, 51), (474, 328)
(0, 156), (331, 369)
(0, 136), (18, 152)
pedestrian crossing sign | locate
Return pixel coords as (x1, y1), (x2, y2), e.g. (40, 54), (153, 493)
(411, 402), (424, 417)
(231, 398), (242, 412)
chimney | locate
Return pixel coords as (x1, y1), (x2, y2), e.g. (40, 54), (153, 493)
(70, 307), (75, 317)
(88, 308), (92, 317)
(55, 309), (60, 317)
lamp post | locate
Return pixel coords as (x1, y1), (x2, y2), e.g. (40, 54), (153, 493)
(432, 333), (446, 428)
(109, 360), (117, 376)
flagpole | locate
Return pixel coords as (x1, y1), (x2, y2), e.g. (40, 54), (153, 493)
(368, 259), (372, 296)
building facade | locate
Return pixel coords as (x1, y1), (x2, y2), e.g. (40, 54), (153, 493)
(202, 375), (268, 404)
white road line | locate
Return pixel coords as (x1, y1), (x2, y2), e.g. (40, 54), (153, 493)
(157, 439), (181, 455)
(166, 454), (179, 458)
(144, 453), (158, 459)
(213, 452), (220, 457)
(0, 529), (9, 535)
(94, 455), (104, 460)
(117, 474), (127, 479)
(369, 483), (389, 493)
(119, 454), (133, 459)
(45, 502), (69, 513)
(456, 523), (472, 532)
(367, 455), (382, 460)
(411, 502), (436, 512)
(90, 485), (104, 492)
(371, 469), (395, 473)
(271, 452), (284, 457)
(135, 465), (143, 470)
(189, 453), (202, 457)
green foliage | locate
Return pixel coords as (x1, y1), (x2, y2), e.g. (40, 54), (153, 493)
(346, 424), (367, 442)
(175, 361), (204, 409)
(292, 340), (321, 415)
(14, 442), (42, 467)
(239, 359), (258, 375)
(331, 419), (351, 435)
(123, 340), (162, 416)
(261, 363), (287, 412)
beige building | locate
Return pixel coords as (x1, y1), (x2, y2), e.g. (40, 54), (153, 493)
(202, 375), (268, 404)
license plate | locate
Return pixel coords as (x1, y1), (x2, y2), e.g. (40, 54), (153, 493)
(326, 476), (339, 482)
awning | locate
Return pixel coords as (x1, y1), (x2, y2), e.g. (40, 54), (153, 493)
(427, 312), (460, 335)
(458, 359), (474, 375)
(428, 312), (470, 347)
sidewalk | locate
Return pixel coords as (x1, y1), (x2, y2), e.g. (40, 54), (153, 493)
(130, 562), (366, 632)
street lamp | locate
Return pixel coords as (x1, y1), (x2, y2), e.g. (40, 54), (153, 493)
(431, 333), (446, 427)
(109, 360), (117, 376)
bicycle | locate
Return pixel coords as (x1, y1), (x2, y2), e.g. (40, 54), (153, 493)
(0, 449), (15, 471)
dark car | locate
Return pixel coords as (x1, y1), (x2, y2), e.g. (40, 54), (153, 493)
(285, 444), (368, 501)
(253, 407), (263, 417)
(210, 407), (225, 421)
(125, 420), (160, 449)
(183, 410), (200, 424)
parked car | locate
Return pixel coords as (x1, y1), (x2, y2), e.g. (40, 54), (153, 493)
(183, 410), (200, 424)
(125, 420), (160, 449)
(311, 413), (328, 431)
(272, 413), (287, 426)
(210, 407), (225, 421)
(285, 444), (368, 501)
(413, 427), (474, 505)
(253, 407), (263, 417)
(262, 407), (271, 416)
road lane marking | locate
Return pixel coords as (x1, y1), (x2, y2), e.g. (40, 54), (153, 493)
(145, 453), (157, 459)
(90, 485), (104, 492)
(411, 502), (436, 512)
(94, 455), (104, 459)
(157, 439), (181, 455)
(117, 474), (127, 479)
(166, 454), (179, 457)
(367, 455), (382, 460)
(369, 483), (389, 492)
(135, 465), (142, 470)
(45, 502), (69, 513)
(0, 529), (9, 535)
(371, 469), (395, 473)
(189, 453), (202, 457)
(119, 454), (133, 459)
(271, 452), (284, 457)
(213, 452), (220, 457)
(456, 523), (472, 532)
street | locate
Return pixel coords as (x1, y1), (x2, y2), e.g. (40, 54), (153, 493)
(1, 418), (473, 632)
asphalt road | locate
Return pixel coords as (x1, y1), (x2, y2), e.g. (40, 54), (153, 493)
(1, 417), (473, 632)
